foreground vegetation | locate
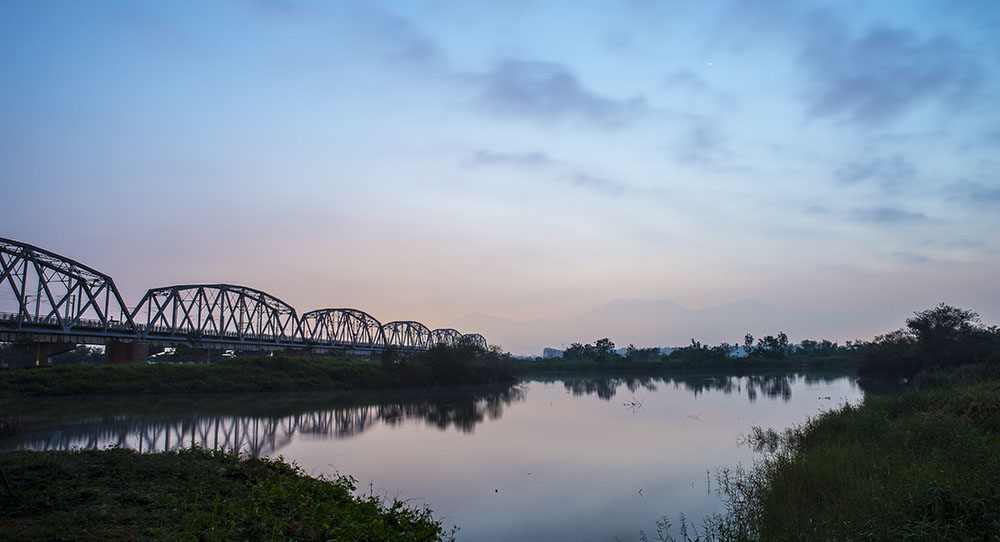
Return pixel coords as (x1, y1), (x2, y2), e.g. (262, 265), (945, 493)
(670, 368), (1000, 542)
(0, 343), (516, 397)
(0, 447), (451, 541)
(651, 304), (1000, 542)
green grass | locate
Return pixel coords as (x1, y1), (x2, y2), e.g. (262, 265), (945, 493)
(666, 370), (1000, 542)
(0, 344), (519, 397)
(756, 379), (1000, 541)
(0, 447), (452, 541)
(0, 355), (388, 396)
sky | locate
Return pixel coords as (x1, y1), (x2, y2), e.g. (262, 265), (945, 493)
(2, 0), (999, 354)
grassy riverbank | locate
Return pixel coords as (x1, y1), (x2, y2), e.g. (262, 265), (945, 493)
(0, 447), (450, 541)
(0, 343), (517, 397)
(685, 366), (1000, 541)
(0, 355), (385, 396)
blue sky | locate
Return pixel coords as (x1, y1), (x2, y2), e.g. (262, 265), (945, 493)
(2, 1), (999, 353)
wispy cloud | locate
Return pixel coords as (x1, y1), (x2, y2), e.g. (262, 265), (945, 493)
(465, 149), (630, 197)
(474, 59), (650, 128)
(797, 17), (986, 126)
(465, 150), (555, 168)
(672, 116), (727, 167)
(663, 70), (709, 94)
(569, 172), (629, 196)
(851, 206), (928, 224)
(339, 3), (447, 69)
(834, 154), (917, 190)
(891, 251), (931, 265)
(945, 180), (1000, 206)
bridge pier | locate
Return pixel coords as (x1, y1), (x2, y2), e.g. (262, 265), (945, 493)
(11, 341), (77, 366)
(104, 341), (149, 365)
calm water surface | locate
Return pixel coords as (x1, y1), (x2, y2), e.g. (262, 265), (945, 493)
(1, 373), (861, 541)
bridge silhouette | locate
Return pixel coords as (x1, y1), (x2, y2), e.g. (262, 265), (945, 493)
(0, 236), (487, 363)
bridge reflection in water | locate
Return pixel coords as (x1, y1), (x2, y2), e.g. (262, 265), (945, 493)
(1, 373), (853, 456)
(1, 385), (527, 456)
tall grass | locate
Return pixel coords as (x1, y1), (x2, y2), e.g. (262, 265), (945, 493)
(647, 370), (1000, 541)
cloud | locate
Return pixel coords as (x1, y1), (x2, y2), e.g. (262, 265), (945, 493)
(834, 154), (917, 190)
(980, 129), (1000, 148)
(569, 172), (629, 196)
(797, 18), (986, 126)
(891, 251), (931, 265)
(466, 150), (555, 168)
(474, 60), (649, 128)
(465, 149), (630, 196)
(672, 116), (726, 166)
(663, 70), (709, 94)
(851, 207), (928, 224)
(337, 3), (446, 69)
(945, 180), (1000, 206)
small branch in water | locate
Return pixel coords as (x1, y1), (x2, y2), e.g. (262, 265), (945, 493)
(623, 397), (643, 412)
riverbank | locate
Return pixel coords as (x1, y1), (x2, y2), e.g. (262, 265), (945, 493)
(698, 365), (1000, 541)
(0, 355), (386, 396)
(0, 351), (853, 398)
(0, 342), (517, 397)
(0, 447), (450, 541)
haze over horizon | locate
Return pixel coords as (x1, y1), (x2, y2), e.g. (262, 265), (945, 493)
(3, 1), (999, 354)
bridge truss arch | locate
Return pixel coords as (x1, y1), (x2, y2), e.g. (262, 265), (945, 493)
(430, 328), (462, 346)
(131, 284), (299, 344)
(300, 308), (385, 349)
(381, 321), (432, 350)
(460, 333), (488, 349)
(0, 237), (138, 336)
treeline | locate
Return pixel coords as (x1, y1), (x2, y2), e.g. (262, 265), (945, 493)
(544, 303), (1000, 378)
(858, 303), (1000, 379)
(556, 333), (860, 365)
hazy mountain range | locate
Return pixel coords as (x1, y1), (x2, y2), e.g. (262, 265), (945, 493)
(448, 299), (898, 356)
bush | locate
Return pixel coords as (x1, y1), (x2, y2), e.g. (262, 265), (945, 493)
(395, 342), (517, 386)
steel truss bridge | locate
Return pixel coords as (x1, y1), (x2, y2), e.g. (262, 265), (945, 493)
(0, 236), (487, 362)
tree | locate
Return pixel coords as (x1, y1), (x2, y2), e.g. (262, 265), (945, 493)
(625, 344), (661, 363)
(744, 332), (791, 359)
(594, 338), (617, 363)
(563, 343), (589, 361)
(859, 303), (1000, 378)
(905, 303), (980, 369)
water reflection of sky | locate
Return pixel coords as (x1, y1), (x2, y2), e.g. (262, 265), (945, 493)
(1, 373), (860, 542)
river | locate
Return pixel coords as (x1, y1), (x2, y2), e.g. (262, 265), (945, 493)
(0, 372), (861, 541)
